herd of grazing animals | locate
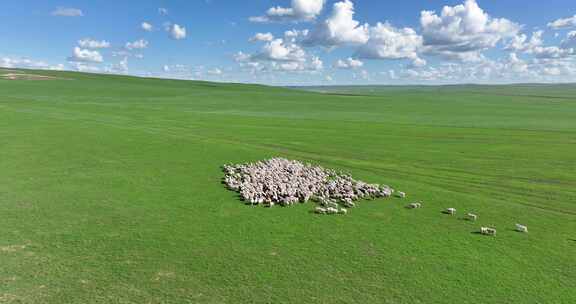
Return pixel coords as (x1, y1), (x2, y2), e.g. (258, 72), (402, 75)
(223, 158), (395, 214)
(222, 158), (529, 235)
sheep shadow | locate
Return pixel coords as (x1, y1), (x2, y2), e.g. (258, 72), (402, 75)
(470, 231), (497, 237)
(459, 217), (476, 221)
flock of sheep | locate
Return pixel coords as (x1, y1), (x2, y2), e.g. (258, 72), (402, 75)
(222, 158), (528, 236)
(222, 158), (395, 213)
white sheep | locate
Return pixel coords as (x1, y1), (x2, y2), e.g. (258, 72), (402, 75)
(327, 202), (339, 209)
(396, 191), (406, 198)
(339, 208), (348, 215)
(467, 213), (478, 221)
(445, 208), (456, 215)
(315, 207), (327, 214)
(480, 227), (497, 236)
(407, 202), (422, 209)
(326, 207), (339, 214)
(515, 224), (528, 233)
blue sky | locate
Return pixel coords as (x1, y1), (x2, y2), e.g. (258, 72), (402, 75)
(1, 0), (576, 85)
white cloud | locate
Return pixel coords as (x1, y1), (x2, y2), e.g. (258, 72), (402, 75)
(78, 38), (110, 49)
(1, 57), (51, 69)
(506, 31), (543, 52)
(390, 54), (576, 83)
(250, 0), (325, 23)
(254, 38), (307, 62)
(352, 70), (370, 80)
(163, 64), (189, 73)
(270, 56), (323, 72)
(69, 62), (101, 73)
(235, 35), (323, 74)
(334, 57), (363, 69)
(505, 53), (528, 73)
(68, 47), (103, 63)
(409, 57), (427, 68)
(548, 15), (576, 29)
(125, 39), (149, 50)
(531, 46), (573, 59)
(118, 57), (129, 72)
(505, 29), (576, 59)
(169, 24), (187, 40)
(310, 56), (324, 70)
(357, 22), (423, 62)
(304, 0), (369, 47)
(506, 30), (575, 59)
(249, 32), (274, 42)
(104, 58), (129, 74)
(141, 22), (153, 32)
(420, 0), (520, 60)
(51, 7), (83, 17)
(233, 0), (576, 84)
(207, 68), (223, 75)
(561, 31), (576, 49)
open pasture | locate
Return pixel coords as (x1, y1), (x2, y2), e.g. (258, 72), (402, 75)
(1, 69), (575, 303)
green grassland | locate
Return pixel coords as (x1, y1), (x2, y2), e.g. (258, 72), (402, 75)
(1, 68), (575, 303)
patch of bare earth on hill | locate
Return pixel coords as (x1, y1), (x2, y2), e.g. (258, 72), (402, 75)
(0, 73), (64, 81)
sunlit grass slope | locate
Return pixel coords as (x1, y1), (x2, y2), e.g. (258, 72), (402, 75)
(1, 68), (575, 303)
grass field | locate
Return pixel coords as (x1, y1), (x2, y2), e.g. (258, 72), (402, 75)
(1, 68), (575, 303)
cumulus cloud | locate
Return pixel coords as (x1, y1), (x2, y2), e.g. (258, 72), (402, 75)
(391, 54), (576, 83)
(257, 38), (307, 61)
(250, 0), (325, 23)
(125, 39), (149, 50)
(270, 56), (323, 72)
(548, 15), (576, 29)
(507, 30), (575, 59)
(304, 0), (369, 47)
(531, 46), (574, 59)
(506, 31), (543, 52)
(334, 57), (363, 69)
(235, 32), (323, 73)
(505, 53), (528, 73)
(234, 0), (576, 83)
(420, 0), (520, 60)
(141, 22), (153, 31)
(104, 58), (129, 74)
(249, 32), (275, 42)
(68, 47), (103, 63)
(78, 38), (110, 49)
(169, 24), (187, 40)
(561, 31), (576, 49)
(51, 7), (83, 17)
(357, 22), (423, 63)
